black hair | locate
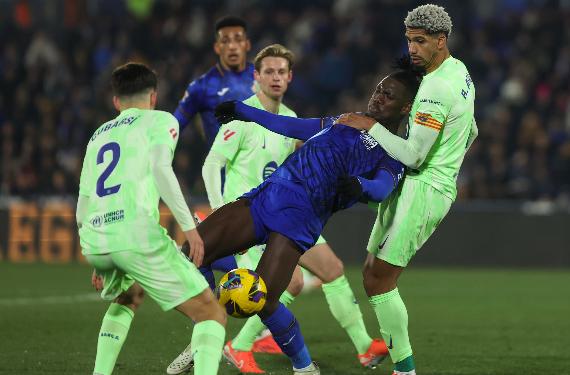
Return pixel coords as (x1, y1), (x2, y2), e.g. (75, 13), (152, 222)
(390, 55), (425, 101)
(111, 62), (157, 97)
(214, 15), (247, 37)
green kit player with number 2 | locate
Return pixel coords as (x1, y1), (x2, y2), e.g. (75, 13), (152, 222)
(339, 5), (478, 375)
(76, 62), (226, 375)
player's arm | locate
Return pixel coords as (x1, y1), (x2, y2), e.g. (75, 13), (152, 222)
(465, 116), (478, 151)
(150, 114), (204, 265)
(341, 78), (452, 169)
(202, 150), (228, 210)
(173, 80), (202, 133)
(202, 121), (246, 209)
(215, 101), (324, 141)
(338, 158), (405, 202)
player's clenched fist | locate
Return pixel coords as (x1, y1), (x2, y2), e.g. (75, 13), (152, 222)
(184, 229), (205, 267)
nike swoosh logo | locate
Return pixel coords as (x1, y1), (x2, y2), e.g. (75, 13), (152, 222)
(262, 137), (266, 149)
(379, 236), (389, 250)
(217, 87), (229, 96)
(282, 334), (296, 346)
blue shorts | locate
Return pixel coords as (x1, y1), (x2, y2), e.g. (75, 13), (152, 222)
(242, 179), (323, 252)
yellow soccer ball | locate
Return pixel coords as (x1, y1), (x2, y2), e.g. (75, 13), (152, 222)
(216, 268), (267, 318)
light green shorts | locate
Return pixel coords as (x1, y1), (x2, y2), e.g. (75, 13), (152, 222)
(85, 239), (208, 311)
(367, 178), (452, 267)
(235, 235), (326, 270)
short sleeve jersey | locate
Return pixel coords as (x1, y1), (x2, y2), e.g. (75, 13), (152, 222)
(408, 56), (477, 200)
(78, 108), (179, 254)
(210, 95), (297, 203)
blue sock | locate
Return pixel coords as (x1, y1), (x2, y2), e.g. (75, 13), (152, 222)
(261, 303), (312, 369)
(198, 266), (216, 290)
(211, 255), (238, 273)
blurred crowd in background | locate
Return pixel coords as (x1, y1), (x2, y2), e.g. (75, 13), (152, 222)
(1, 0), (569, 204)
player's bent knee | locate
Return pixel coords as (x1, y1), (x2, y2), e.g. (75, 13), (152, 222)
(176, 289), (227, 326)
(324, 257), (344, 283)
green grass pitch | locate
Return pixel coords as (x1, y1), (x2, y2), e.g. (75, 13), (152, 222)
(1, 263), (569, 375)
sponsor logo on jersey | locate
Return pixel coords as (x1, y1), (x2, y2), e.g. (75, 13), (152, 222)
(360, 131), (379, 150)
(263, 161), (278, 180)
(169, 128), (178, 139)
(91, 215), (102, 227)
(223, 129), (236, 141)
(217, 87), (230, 96)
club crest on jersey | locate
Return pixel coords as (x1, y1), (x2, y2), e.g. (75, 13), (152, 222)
(169, 128), (178, 139)
(359, 131), (379, 150)
(263, 161), (278, 180)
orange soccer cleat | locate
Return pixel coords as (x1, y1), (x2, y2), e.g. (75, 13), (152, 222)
(252, 330), (283, 354)
(358, 338), (389, 368)
(223, 341), (265, 374)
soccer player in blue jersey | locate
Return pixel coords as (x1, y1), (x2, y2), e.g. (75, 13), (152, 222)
(173, 15), (255, 276)
(179, 61), (422, 374)
(174, 15), (255, 145)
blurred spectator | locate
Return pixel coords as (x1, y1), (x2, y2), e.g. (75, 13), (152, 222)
(0, 0), (568, 205)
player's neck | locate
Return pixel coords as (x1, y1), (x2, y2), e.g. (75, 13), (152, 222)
(119, 103), (152, 111)
(219, 60), (247, 72)
(426, 49), (450, 74)
(256, 92), (282, 114)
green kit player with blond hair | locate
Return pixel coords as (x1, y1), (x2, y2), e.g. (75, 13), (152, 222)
(339, 4), (478, 375)
(77, 62), (227, 375)
(167, 44), (388, 375)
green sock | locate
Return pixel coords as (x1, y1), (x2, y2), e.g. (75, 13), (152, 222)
(232, 290), (295, 351)
(369, 288), (414, 365)
(93, 303), (134, 375)
(322, 275), (373, 354)
(191, 320), (225, 375)
(394, 355), (416, 372)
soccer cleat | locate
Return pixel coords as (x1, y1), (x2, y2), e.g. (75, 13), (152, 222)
(293, 361), (320, 375)
(358, 338), (389, 368)
(166, 343), (194, 374)
(392, 370), (416, 375)
(252, 329), (283, 354)
(223, 340), (265, 373)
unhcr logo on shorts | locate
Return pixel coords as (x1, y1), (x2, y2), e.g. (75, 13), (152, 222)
(263, 161), (278, 180)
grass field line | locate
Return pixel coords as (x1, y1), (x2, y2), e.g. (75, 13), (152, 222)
(0, 292), (100, 306)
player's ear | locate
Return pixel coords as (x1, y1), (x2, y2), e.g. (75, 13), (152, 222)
(245, 38), (251, 52)
(213, 40), (221, 56)
(150, 91), (158, 109)
(112, 96), (121, 111)
(287, 69), (293, 83)
(254, 69), (260, 82)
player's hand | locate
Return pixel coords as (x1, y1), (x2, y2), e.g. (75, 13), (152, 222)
(184, 228), (205, 267)
(337, 176), (364, 201)
(214, 101), (238, 124)
(91, 270), (103, 292)
(335, 113), (377, 131)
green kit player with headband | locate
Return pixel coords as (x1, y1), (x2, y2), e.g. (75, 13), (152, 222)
(77, 62), (226, 375)
(339, 5), (478, 375)
(168, 44), (388, 374)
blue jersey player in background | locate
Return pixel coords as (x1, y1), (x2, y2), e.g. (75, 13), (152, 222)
(173, 15), (255, 145)
(173, 16), (255, 275)
(179, 60), (423, 374)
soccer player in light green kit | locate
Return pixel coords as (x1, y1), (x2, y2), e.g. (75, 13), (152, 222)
(169, 44), (388, 374)
(339, 5), (478, 375)
(77, 62), (227, 375)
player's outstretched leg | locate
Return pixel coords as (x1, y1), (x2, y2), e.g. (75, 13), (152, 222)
(299, 243), (388, 368)
(256, 233), (319, 375)
(363, 254), (415, 375)
(93, 283), (144, 375)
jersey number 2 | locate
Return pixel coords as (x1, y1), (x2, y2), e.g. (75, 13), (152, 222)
(96, 142), (121, 197)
